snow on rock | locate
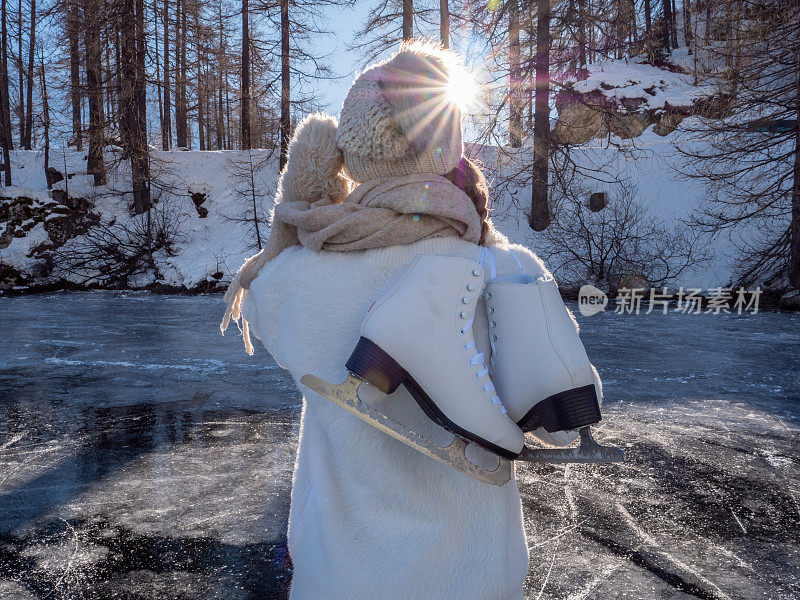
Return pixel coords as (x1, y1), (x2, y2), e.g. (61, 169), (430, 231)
(554, 56), (717, 143)
(571, 56), (704, 112)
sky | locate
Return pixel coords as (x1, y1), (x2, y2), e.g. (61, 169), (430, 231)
(310, 1), (377, 116)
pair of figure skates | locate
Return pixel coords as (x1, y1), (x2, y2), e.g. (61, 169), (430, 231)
(302, 254), (624, 486)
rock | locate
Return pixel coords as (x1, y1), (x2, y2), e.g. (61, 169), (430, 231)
(589, 192), (608, 212)
(617, 272), (650, 290)
(780, 290), (800, 310)
(191, 192), (208, 218)
(43, 211), (101, 248)
(608, 113), (656, 139)
(620, 97), (646, 112)
(46, 166), (65, 185)
(554, 102), (604, 145)
(653, 112), (685, 136)
(0, 263), (26, 291)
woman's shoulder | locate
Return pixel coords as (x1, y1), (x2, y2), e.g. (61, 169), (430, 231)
(485, 233), (551, 279)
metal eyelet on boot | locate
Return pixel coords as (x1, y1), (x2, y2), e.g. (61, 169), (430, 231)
(467, 283), (476, 291)
(460, 311), (468, 318)
(472, 268), (481, 276)
(462, 297), (470, 304)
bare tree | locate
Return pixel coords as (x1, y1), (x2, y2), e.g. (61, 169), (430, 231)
(537, 185), (704, 292)
(677, 0), (800, 293)
(508, 0), (522, 147)
(161, 0), (171, 149)
(0, 0), (11, 185)
(225, 148), (271, 250)
(530, 0), (551, 230)
(440, 0), (449, 47)
(240, 0), (250, 149)
(402, 0), (412, 40)
(84, 0), (106, 185)
(278, 0), (288, 166)
(68, 0), (81, 149)
(22, 0), (33, 148)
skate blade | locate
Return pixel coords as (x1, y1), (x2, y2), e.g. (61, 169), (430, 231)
(300, 373), (514, 486)
(517, 426), (625, 464)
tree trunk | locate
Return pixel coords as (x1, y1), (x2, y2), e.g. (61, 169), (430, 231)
(240, 0), (250, 149)
(69, 0), (81, 150)
(225, 68), (231, 149)
(196, 6), (204, 150)
(508, 0), (522, 147)
(155, 0), (163, 148)
(587, 0), (593, 63)
(16, 0), (22, 146)
(683, 0), (692, 54)
(662, 0), (672, 51)
(175, 0), (187, 147)
(133, 0), (149, 211)
(279, 0), (289, 167)
(530, 0), (550, 231)
(439, 0), (448, 48)
(113, 26), (119, 128)
(577, 0), (587, 66)
(216, 4), (222, 150)
(790, 50), (800, 291)
(402, 0), (413, 41)
(0, 0), (11, 184)
(162, 0), (170, 149)
(670, 0), (678, 47)
(22, 0), (33, 149)
(84, 0), (106, 185)
(39, 50), (50, 188)
(216, 2), (223, 149)
(120, 0), (134, 157)
(644, 0), (651, 34)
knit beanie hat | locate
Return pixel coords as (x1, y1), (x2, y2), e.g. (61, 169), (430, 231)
(337, 42), (464, 183)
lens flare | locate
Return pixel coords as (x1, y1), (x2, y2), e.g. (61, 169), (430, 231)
(446, 63), (477, 113)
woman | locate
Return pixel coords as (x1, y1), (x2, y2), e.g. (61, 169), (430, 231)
(222, 42), (564, 600)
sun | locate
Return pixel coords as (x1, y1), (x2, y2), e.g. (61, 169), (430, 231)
(446, 63), (478, 113)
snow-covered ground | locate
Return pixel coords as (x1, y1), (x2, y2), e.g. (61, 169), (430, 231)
(0, 293), (798, 598)
(1, 149), (279, 290)
(0, 139), (755, 293)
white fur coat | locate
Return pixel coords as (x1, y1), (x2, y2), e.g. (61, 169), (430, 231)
(241, 236), (554, 600)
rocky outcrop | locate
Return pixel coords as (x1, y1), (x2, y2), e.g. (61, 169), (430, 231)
(0, 189), (100, 289)
(553, 88), (693, 144)
(552, 58), (730, 145)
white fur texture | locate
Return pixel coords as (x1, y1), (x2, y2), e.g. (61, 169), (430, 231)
(242, 237), (554, 600)
(276, 112), (350, 206)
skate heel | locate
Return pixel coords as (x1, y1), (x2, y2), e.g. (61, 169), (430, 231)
(345, 337), (406, 395)
(518, 384), (601, 433)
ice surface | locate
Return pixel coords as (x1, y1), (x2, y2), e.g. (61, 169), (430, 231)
(1, 294), (798, 599)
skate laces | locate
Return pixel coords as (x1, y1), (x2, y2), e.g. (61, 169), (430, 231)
(460, 317), (507, 414)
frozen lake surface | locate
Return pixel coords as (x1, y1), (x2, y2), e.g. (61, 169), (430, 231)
(0, 292), (798, 599)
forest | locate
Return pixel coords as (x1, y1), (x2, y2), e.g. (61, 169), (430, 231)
(0, 0), (797, 304)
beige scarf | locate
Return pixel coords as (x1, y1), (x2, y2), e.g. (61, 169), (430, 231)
(221, 173), (485, 354)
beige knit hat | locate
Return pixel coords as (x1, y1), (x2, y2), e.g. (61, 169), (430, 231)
(337, 42), (464, 183)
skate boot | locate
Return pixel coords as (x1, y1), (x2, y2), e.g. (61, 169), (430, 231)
(344, 255), (525, 459)
(485, 273), (602, 434)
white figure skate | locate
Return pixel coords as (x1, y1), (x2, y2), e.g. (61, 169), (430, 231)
(485, 271), (624, 465)
(300, 255), (623, 486)
(302, 254), (526, 485)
